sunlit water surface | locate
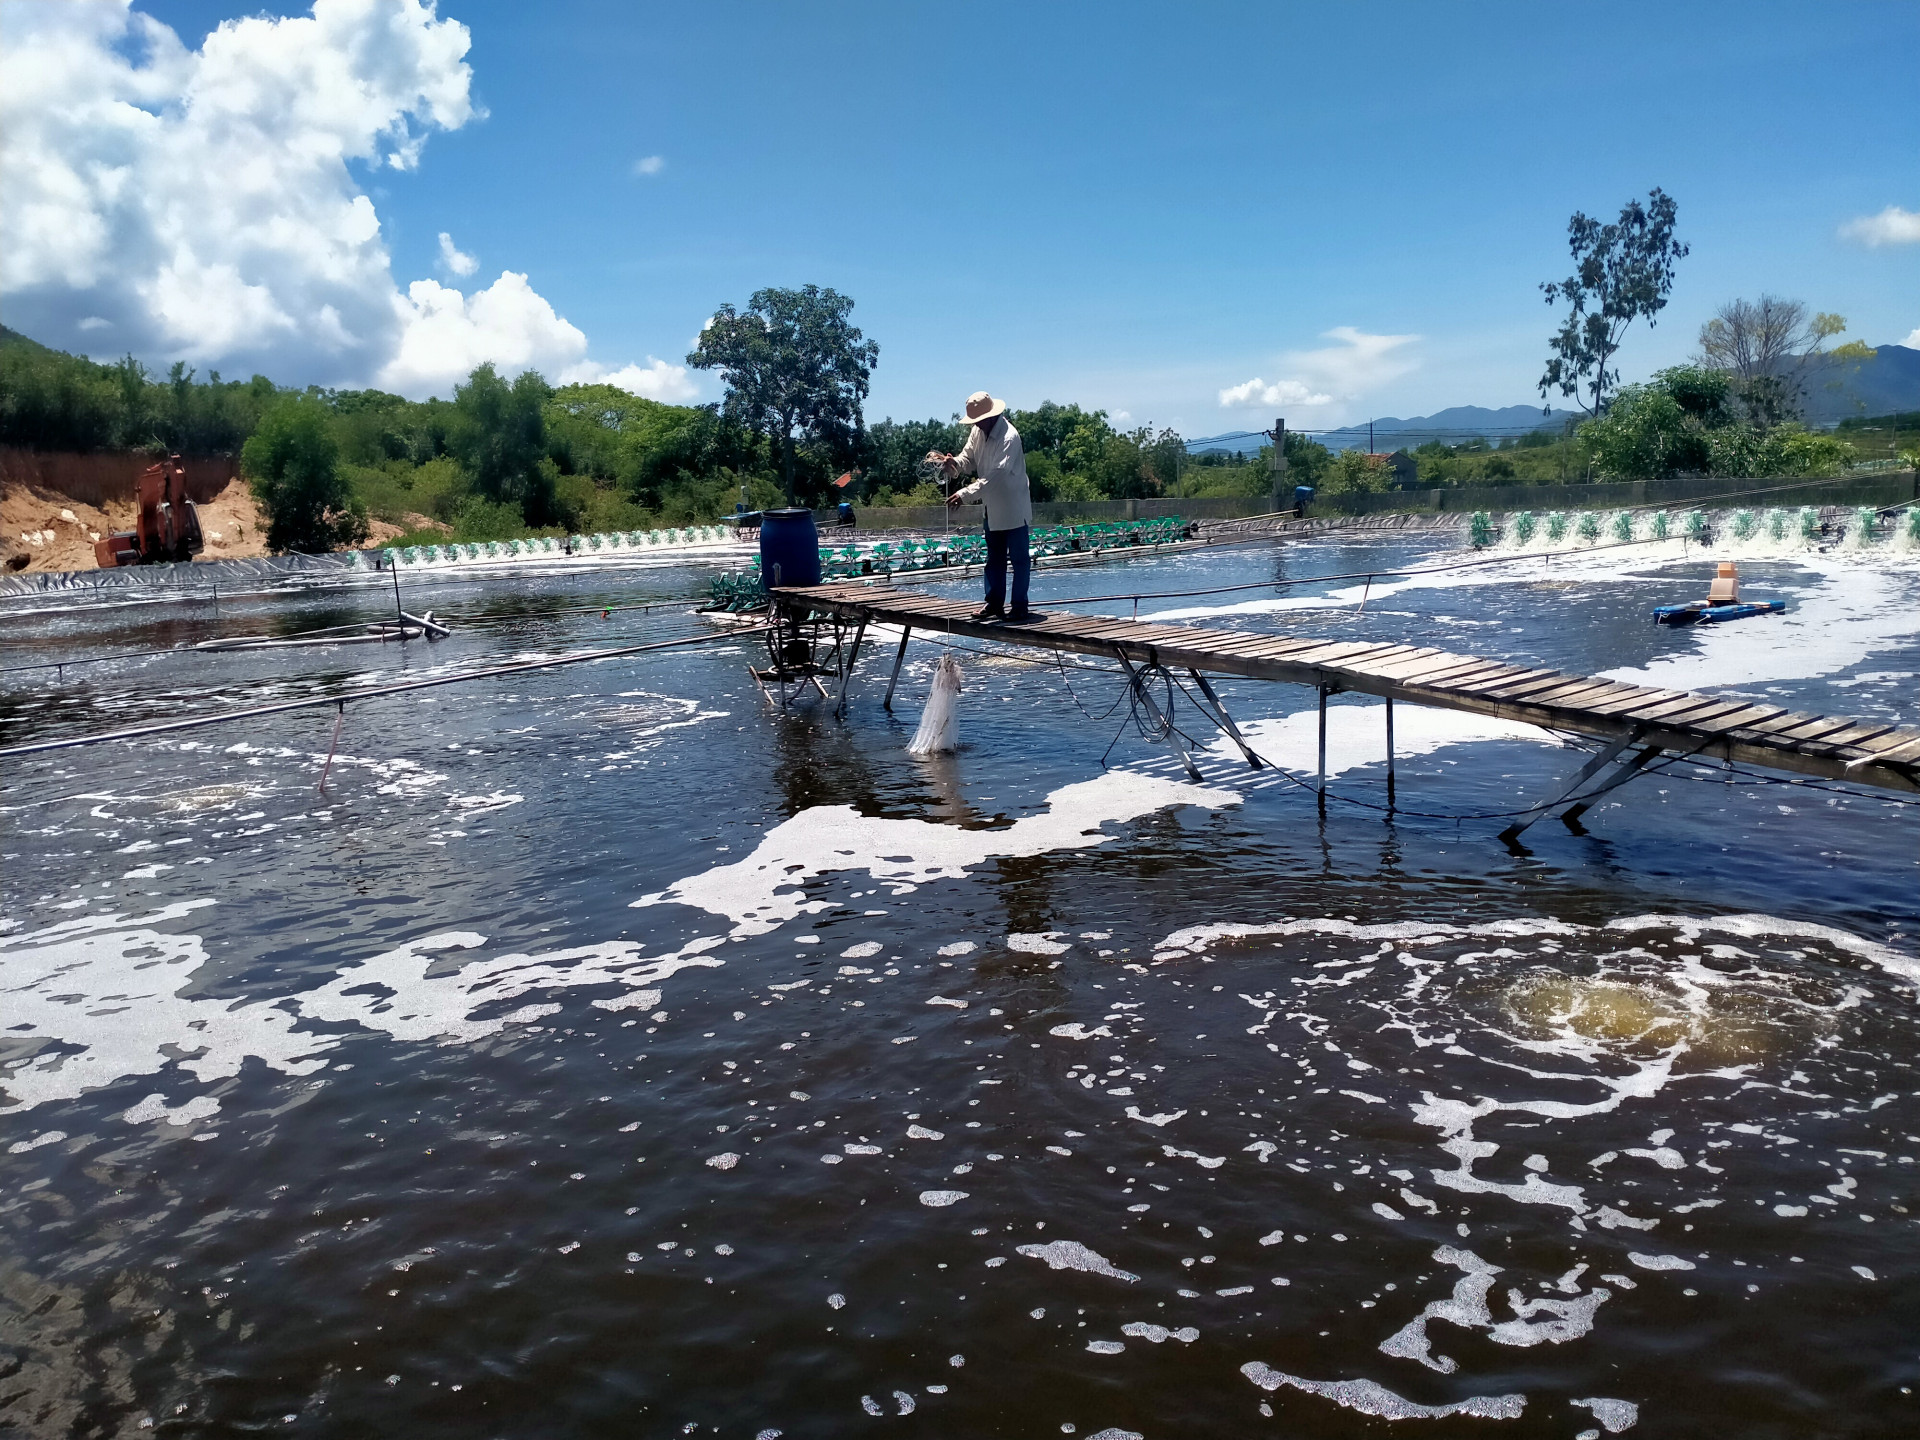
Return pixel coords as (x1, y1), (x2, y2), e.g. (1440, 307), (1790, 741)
(3, 531), (1918, 1439)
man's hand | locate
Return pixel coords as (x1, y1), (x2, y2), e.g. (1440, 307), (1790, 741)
(946, 490), (963, 508)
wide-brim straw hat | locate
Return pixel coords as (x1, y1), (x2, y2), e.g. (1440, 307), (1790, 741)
(962, 390), (1007, 425)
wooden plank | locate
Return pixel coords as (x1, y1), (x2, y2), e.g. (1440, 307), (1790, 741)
(1715, 709), (1830, 743)
(1663, 703), (1792, 736)
(1413, 659), (1535, 688)
(1405, 662), (1537, 694)
(1626, 691), (1746, 724)
(1583, 686), (1688, 717)
(1471, 672), (1584, 702)
(1842, 727), (1920, 759)
(1448, 664), (1563, 694)
(1790, 722), (1900, 753)
(1358, 651), (1483, 683)
(1617, 697), (1755, 730)
(1511, 678), (1642, 712)
(1764, 715), (1858, 745)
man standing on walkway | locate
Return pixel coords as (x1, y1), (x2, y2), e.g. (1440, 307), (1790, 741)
(933, 391), (1039, 623)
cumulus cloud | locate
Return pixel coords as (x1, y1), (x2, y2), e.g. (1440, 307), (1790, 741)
(1217, 377), (1333, 408)
(633, 155), (665, 176)
(560, 357), (701, 403)
(0, 0), (682, 399)
(1218, 326), (1418, 410)
(379, 271), (589, 396)
(437, 231), (478, 277)
(1903, 328), (1920, 350)
(1840, 206), (1920, 247)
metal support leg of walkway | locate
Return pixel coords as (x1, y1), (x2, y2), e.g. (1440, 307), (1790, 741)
(1186, 669), (1263, 770)
(1499, 729), (1652, 843)
(1118, 654), (1204, 783)
(835, 618), (867, 719)
(882, 627), (912, 712)
(1385, 696), (1396, 807)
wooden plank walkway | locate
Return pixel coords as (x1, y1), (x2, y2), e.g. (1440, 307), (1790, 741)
(776, 582), (1920, 795)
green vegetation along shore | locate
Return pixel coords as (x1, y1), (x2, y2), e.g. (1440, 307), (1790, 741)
(2, 324), (1909, 555)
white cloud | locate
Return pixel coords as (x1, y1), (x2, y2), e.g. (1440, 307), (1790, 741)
(1903, 328), (1920, 350)
(1840, 206), (1920, 247)
(437, 231), (477, 277)
(633, 154), (665, 176)
(1217, 377), (1333, 409)
(379, 271), (588, 396)
(1218, 326), (1418, 410)
(558, 358), (701, 403)
(0, 1), (680, 400)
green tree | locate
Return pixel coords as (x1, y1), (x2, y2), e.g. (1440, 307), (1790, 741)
(1540, 187), (1689, 416)
(450, 363), (558, 525)
(687, 284), (879, 507)
(241, 395), (369, 553)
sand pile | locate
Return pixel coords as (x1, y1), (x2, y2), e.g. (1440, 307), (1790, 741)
(2, 479), (272, 573)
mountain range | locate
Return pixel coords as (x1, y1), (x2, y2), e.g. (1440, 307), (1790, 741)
(1190, 346), (1918, 453)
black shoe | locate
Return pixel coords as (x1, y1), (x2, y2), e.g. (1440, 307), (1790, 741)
(968, 605), (1005, 622)
(1004, 609), (1044, 624)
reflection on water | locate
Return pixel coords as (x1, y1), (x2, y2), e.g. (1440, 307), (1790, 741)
(2, 536), (1918, 1437)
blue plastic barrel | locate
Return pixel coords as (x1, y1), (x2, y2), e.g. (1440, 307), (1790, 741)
(759, 508), (821, 589)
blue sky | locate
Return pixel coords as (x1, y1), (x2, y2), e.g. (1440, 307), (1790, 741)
(14, 0), (1920, 431)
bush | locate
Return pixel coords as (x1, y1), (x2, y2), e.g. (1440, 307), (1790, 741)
(241, 396), (368, 553)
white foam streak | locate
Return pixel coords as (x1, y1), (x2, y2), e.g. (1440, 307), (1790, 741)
(639, 771), (1237, 936)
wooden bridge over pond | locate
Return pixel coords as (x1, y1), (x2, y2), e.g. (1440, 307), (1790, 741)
(772, 581), (1920, 840)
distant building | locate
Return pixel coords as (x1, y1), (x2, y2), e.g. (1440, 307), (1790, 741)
(1374, 451), (1421, 489)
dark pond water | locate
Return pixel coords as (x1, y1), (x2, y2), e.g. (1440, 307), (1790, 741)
(3, 526), (1918, 1438)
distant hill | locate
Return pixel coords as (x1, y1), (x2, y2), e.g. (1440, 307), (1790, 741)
(1188, 405), (1578, 454)
(1316, 405), (1582, 451)
(1797, 345), (1920, 425)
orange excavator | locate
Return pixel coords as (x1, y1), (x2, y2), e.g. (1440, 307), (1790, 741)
(94, 455), (204, 567)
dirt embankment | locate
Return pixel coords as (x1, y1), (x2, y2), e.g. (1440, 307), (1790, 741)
(3, 478), (273, 573)
(3, 481), (440, 574)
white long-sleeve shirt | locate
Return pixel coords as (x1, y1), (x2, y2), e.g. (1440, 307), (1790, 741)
(950, 421), (1034, 532)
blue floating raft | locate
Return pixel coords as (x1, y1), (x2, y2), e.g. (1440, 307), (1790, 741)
(1654, 600), (1786, 626)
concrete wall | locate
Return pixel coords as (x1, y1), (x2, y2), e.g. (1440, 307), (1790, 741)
(0, 447), (241, 506)
(842, 494), (1278, 532)
(1307, 470), (1918, 518)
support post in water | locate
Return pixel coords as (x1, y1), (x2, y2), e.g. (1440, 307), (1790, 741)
(1317, 683), (1329, 806)
(835, 618), (867, 719)
(388, 555), (404, 628)
(318, 700), (345, 794)
(1385, 696), (1395, 806)
(882, 627), (912, 712)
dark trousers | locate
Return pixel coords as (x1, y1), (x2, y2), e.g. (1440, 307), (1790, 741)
(984, 523), (1030, 612)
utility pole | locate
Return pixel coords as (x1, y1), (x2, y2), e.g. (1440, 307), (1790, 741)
(1268, 417), (1288, 510)
(1368, 418), (1375, 455)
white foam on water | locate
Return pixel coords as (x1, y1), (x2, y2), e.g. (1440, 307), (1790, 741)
(1202, 705), (1566, 781)
(0, 902), (328, 1111)
(0, 905), (726, 1114)
(5, 1129), (66, 1153)
(123, 1093), (221, 1127)
(1627, 1253), (1694, 1272)
(918, 1190), (968, 1207)
(1016, 1240), (1140, 1283)
(1240, 1363), (1526, 1421)
(1085, 1340), (1125, 1354)
(634, 771), (1237, 937)
(1572, 1397), (1640, 1433)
